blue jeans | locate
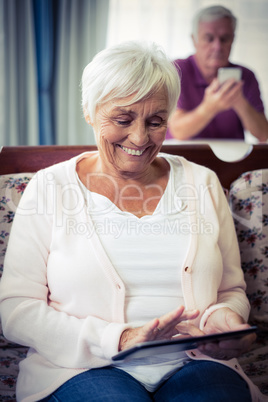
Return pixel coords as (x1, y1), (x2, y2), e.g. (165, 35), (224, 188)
(40, 361), (251, 401)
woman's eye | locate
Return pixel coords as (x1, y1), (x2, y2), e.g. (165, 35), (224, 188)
(148, 118), (163, 127)
(116, 120), (131, 126)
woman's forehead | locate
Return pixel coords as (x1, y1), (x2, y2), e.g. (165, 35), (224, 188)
(97, 89), (169, 114)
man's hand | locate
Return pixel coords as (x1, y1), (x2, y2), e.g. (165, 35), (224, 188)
(203, 78), (244, 115)
(168, 78), (245, 141)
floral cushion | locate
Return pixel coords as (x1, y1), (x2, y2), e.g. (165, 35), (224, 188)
(229, 169), (268, 329)
(239, 329), (268, 397)
(230, 169), (268, 397)
(0, 174), (34, 280)
(0, 347), (28, 401)
(0, 174), (34, 400)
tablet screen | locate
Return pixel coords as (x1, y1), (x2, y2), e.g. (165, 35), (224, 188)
(112, 326), (257, 363)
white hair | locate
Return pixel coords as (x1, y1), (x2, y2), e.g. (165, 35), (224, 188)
(81, 41), (180, 122)
(192, 5), (237, 40)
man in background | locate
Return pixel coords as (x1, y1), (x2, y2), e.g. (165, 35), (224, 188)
(167, 5), (268, 142)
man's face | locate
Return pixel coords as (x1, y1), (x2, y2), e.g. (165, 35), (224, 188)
(193, 17), (234, 73)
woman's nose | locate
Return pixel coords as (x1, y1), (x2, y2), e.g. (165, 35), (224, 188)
(128, 121), (149, 147)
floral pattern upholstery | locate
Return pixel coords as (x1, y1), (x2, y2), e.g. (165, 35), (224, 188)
(229, 170), (268, 329)
(230, 169), (268, 397)
(0, 170), (268, 400)
(0, 174), (34, 401)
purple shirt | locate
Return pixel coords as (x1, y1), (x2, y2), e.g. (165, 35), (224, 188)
(166, 55), (265, 140)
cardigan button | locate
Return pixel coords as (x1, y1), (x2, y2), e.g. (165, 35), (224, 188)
(184, 266), (192, 273)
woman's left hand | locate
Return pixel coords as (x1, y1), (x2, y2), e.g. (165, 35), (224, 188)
(198, 307), (256, 360)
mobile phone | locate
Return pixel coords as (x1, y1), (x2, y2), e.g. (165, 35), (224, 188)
(217, 67), (242, 85)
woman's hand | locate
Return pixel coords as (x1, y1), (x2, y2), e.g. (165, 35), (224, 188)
(119, 306), (201, 351)
(198, 307), (256, 360)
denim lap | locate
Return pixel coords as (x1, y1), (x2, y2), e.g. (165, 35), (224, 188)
(41, 361), (251, 402)
(154, 360), (251, 402)
(41, 367), (152, 402)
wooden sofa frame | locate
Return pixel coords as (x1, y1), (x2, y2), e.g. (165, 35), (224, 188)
(0, 144), (267, 189)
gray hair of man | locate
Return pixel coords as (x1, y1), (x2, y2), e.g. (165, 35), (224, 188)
(192, 5), (237, 40)
(81, 41), (181, 123)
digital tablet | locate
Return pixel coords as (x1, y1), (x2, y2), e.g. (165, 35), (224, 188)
(112, 326), (257, 362)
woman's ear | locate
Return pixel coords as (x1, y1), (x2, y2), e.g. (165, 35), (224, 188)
(85, 116), (91, 125)
(83, 108), (92, 125)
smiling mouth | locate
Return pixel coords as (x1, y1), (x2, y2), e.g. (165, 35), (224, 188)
(119, 145), (146, 156)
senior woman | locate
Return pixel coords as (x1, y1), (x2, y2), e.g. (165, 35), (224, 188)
(0, 41), (261, 402)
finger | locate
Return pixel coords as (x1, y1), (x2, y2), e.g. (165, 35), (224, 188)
(220, 81), (243, 100)
(157, 307), (199, 333)
(176, 323), (204, 337)
(142, 318), (160, 337)
(199, 342), (243, 360)
(219, 332), (256, 351)
(165, 309), (200, 334)
(199, 331), (256, 359)
(157, 306), (185, 329)
(180, 309), (200, 321)
(149, 307), (200, 339)
(220, 78), (240, 89)
(225, 317), (248, 330)
(141, 307), (186, 340)
(210, 78), (220, 91)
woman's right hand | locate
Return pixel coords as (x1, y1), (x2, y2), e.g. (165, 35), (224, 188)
(118, 306), (202, 351)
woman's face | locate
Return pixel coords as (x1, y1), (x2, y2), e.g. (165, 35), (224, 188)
(91, 89), (169, 179)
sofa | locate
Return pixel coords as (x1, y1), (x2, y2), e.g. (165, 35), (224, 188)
(0, 144), (267, 401)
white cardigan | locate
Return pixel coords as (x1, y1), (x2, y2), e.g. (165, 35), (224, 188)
(0, 153), (263, 401)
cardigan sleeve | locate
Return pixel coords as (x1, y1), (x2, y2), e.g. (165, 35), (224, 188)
(0, 169), (130, 368)
(199, 169), (250, 328)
